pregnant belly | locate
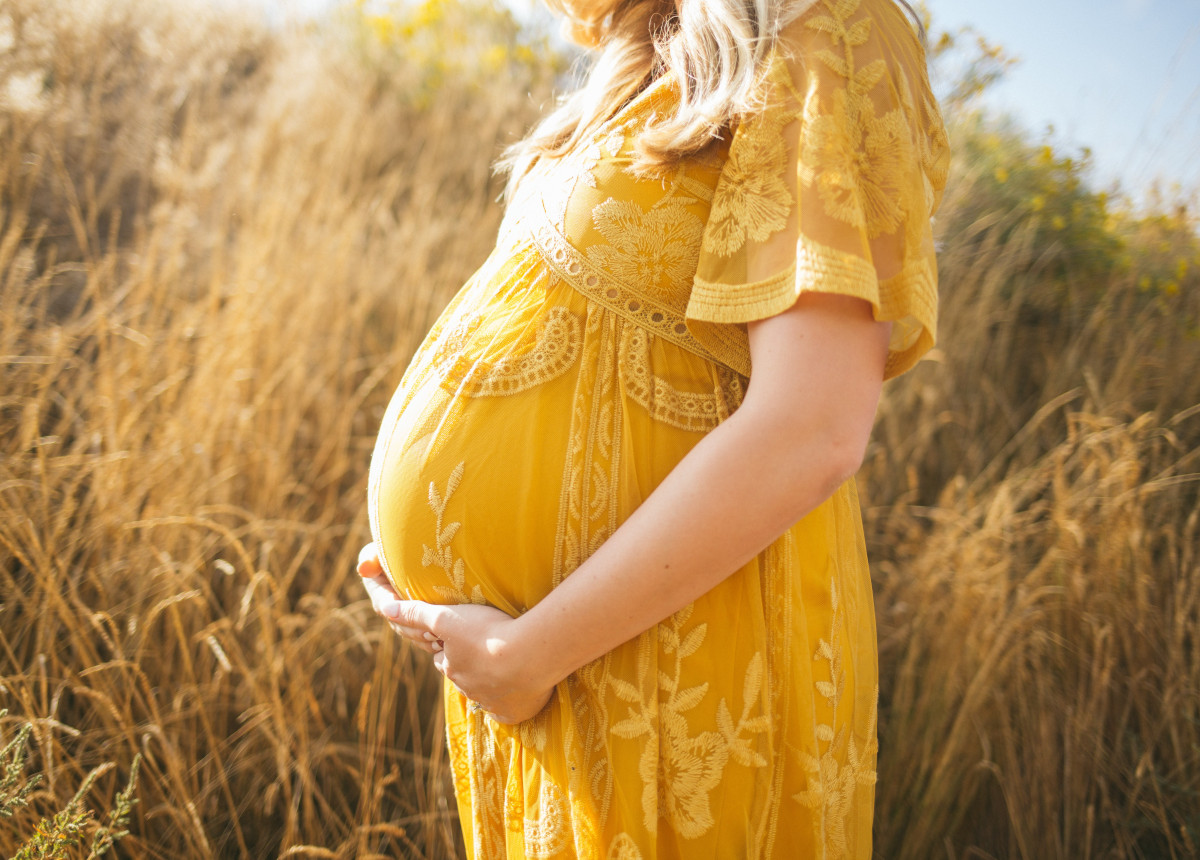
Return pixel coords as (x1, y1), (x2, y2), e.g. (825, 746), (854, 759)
(368, 363), (576, 615)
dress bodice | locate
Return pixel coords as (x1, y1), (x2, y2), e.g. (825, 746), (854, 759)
(498, 75), (732, 365)
(497, 0), (949, 380)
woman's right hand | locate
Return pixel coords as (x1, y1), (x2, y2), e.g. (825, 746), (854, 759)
(357, 542), (554, 722)
(357, 542), (440, 655)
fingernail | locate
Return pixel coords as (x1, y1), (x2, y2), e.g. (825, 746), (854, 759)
(423, 632), (436, 641)
(382, 602), (401, 620)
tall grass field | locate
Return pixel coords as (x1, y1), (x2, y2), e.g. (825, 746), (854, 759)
(1, 0), (1197, 857)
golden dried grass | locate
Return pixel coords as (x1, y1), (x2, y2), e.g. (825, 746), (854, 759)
(1, 0), (534, 855)
(0, 0), (1197, 857)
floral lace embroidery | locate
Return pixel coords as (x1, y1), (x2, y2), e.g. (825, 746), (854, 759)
(702, 0), (937, 261)
(409, 6), (922, 854)
(517, 709), (548, 752)
(530, 220), (718, 365)
(792, 578), (879, 858)
(610, 605), (768, 838)
(703, 78), (795, 259)
(567, 655), (618, 848)
(549, 310), (625, 848)
(796, 0), (916, 238)
(506, 764), (525, 837)
(619, 323), (744, 432)
(448, 717), (472, 800)
(894, 70), (942, 219)
(607, 833), (644, 860)
(439, 305), (583, 398)
(524, 780), (569, 857)
(755, 538), (793, 857)
(422, 462), (486, 605)
(586, 196), (704, 299)
(467, 724), (508, 860)
(378, 288), (583, 474)
(582, 129), (628, 189)
(553, 310), (623, 589)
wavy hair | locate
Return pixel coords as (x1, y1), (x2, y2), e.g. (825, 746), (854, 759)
(498, 0), (922, 192)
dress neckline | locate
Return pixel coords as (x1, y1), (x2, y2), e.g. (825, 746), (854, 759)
(592, 69), (677, 141)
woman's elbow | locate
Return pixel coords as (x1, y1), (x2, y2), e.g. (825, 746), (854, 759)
(749, 410), (873, 516)
(822, 428), (870, 491)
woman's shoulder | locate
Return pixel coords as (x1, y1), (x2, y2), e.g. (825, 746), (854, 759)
(776, 0), (926, 56)
(760, 0), (949, 199)
(688, 0), (950, 381)
(766, 0), (936, 108)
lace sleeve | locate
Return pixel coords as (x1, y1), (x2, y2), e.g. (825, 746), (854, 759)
(687, 0), (950, 380)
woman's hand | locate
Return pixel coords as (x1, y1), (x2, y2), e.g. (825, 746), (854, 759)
(358, 542), (436, 653)
(357, 543), (555, 724)
(405, 601), (555, 725)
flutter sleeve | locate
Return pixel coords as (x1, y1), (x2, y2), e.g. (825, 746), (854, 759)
(687, 0), (950, 380)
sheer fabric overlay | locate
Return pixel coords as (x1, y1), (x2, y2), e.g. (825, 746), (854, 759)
(366, 1), (948, 857)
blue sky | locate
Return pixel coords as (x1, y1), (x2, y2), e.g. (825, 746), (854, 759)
(928, 0), (1200, 201)
(219, 0), (1200, 200)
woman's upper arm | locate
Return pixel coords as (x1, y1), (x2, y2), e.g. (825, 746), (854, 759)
(743, 290), (891, 481)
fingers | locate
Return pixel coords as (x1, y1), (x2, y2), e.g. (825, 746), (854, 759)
(361, 572), (400, 608)
(364, 581), (447, 653)
(389, 598), (443, 637)
(361, 574), (440, 634)
(362, 574), (407, 627)
(390, 622), (442, 649)
(360, 568), (438, 650)
(357, 542), (383, 578)
(387, 620), (441, 653)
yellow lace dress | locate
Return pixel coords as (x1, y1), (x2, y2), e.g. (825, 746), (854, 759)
(366, 1), (949, 856)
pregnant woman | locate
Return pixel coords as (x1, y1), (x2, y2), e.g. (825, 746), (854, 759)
(358, 0), (948, 855)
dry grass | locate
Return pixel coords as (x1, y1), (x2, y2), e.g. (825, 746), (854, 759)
(0, 1), (1197, 858)
(864, 126), (1200, 858)
(1, 1), (535, 855)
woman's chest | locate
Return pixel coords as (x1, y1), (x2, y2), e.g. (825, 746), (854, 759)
(500, 110), (729, 321)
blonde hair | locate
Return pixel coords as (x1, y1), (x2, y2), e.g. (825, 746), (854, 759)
(498, 0), (923, 192)
(498, 0), (811, 192)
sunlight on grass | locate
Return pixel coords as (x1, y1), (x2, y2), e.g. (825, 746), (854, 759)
(1, 0), (1197, 857)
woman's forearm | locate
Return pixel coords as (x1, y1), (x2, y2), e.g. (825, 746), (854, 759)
(512, 401), (852, 686)
(512, 292), (891, 689)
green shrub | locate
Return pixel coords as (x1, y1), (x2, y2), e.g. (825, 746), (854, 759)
(1, 711), (140, 860)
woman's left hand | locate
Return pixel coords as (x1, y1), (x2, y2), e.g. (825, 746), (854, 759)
(405, 601), (556, 725)
(357, 544), (554, 724)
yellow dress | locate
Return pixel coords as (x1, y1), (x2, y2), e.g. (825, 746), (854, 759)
(367, 1), (949, 857)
